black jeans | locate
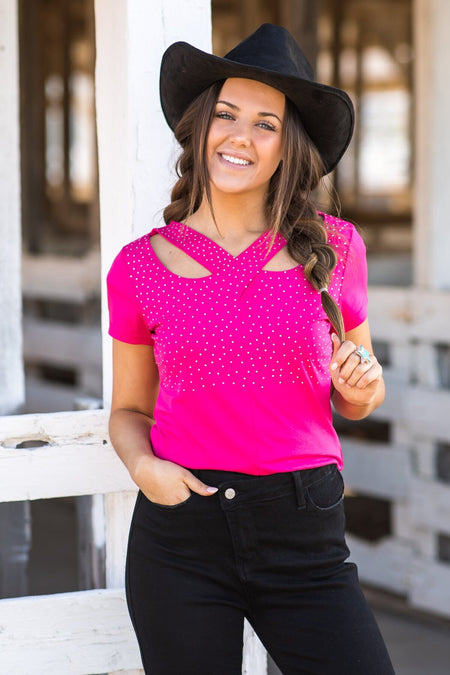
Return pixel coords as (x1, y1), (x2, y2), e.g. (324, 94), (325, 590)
(126, 464), (395, 674)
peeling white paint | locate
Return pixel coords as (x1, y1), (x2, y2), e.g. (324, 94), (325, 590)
(0, 0), (23, 414)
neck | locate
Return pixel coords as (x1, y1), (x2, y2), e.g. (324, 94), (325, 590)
(188, 189), (269, 242)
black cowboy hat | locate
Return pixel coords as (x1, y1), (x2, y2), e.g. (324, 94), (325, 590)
(160, 23), (354, 175)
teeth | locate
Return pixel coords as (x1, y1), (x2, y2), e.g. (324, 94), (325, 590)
(221, 154), (251, 166)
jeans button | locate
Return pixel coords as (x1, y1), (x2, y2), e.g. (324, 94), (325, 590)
(224, 487), (236, 500)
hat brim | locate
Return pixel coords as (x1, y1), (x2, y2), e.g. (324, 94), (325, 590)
(160, 42), (354, 175)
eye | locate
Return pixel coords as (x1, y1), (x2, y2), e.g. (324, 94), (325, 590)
(257, 120), (277, 131)
(216, 111), (234, 120)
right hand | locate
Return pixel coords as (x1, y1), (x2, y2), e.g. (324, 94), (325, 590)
(131, 454), (218, 506)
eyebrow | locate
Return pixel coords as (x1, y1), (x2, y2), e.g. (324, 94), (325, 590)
(216, 99), (283, 124)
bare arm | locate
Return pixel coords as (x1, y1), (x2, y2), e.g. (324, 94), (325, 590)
(109, 339), (217, 505)
(330, 319), (385, 420)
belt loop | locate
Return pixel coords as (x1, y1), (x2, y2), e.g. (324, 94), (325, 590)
(292, 471), (306, 510)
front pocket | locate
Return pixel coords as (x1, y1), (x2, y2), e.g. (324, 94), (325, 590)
(306, 467), (344, 511)
(145, 492), (193, 510)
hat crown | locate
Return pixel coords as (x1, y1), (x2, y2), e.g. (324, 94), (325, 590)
(224, 23), (314, 82)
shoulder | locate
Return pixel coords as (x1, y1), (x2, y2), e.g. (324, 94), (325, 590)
(320, 212), (365, 259)
(320, 212), (361, 244)
(113, 224), (173, 266)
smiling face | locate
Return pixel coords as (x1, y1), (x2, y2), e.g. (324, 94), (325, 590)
(206, 78), (285, 201)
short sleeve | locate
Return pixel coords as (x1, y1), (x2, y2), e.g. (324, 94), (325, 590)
(107, 249), (154, 345)
(340, 227), (368, 331)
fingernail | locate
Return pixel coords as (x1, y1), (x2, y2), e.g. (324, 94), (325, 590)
(206, 486), (218, 494)
(330, 362), (338, 371)
(338, 377), (345, 384)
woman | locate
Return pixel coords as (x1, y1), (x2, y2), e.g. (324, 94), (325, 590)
(107, 23), (394, 675)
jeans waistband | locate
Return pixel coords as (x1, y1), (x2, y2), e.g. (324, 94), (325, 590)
(190, 463), (338, 509)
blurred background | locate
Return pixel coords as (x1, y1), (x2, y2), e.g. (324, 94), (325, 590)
(1, 0), (450, 672)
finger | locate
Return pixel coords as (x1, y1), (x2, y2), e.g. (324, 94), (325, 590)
(330, 338), (357, 373)
(338, 351), (371, 384)
(343, 360), (375, 387)
(354, 362), (383, 389)
(330, 332), (341, 366)
(184, 473), (218, 496)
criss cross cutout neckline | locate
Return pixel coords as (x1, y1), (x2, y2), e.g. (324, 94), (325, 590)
(150, 220), (287, 273)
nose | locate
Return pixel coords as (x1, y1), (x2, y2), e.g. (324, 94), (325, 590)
(230, 120), (251, 147)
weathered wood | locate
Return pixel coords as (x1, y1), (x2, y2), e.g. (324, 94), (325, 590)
(25, 376), (93, 414)
(23, 318), (101, 370)
(347, 535), (415, 595)
(242, 620), (268, 674)
(0, 408), (107, 446)
(105, 491), (137, 589)
(0, 441), (134, 502)
(0, 409), (135, 502)
(0, 588), (141, 674)
(0, 0), (23, 415)
(368, 287), (450, 342)
(409, 478), (450, 536)
(414, 0), (450, 289)
(341, 440), (411, 499)
(22, 251), (100, 304)
(410, 559), (450, 619)
(371, 374), (450, 443)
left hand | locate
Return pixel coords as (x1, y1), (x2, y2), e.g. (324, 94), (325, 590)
(329, 333), (383, 407)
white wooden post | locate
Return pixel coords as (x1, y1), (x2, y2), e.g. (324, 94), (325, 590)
(0, 0), (23, 414)
(0, 0), (30, 602)
(414, 0), (450, 289)
(95, 1), (267, 672)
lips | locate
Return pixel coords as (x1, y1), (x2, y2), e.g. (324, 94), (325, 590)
(220, 153), (252, 166)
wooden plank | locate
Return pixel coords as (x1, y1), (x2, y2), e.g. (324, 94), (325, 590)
(0, 441), (134, 503)
(347, 535), (415, 595)
(341, 440), (410, 499)
(0, 588), (142, 674)
(409, 478), (450, 536)
(0, 409), (136, 502)
(23, 317), (102, 369)
(0, 0), (24, 415)
(410, 559), (450, 620)
(242, 620), (267, 674)
(371, 375), (450, 442)
(105, 491), (137, 588)
(22, 251), (100, 303)
(368, 287), (450, 342)
(25, 376), (91, 414)
(0, 409), (107, 446)
(413, 0), (450, 290)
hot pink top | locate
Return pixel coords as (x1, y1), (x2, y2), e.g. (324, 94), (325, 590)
(107, 214), (367, 474)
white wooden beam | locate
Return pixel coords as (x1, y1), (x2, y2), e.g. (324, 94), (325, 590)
(410, 559), (450, 619)
(410, 478), (450, 536)
(0, 410), (135, 502)
(341, 440), (411, 500)
(0, 0), (23, 414)
(23, 318), (101, 369)
(347, 535), (415, 595)
(368, 286), (450, 342)
(414, 0), (450, 289)
(0, 589), (141, 674)
(22, 251), (100, 303)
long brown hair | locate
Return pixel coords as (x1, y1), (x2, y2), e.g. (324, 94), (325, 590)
(163, 81), (345, 340)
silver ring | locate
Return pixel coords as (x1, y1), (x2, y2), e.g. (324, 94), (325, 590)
(354, 344), (372, 365)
